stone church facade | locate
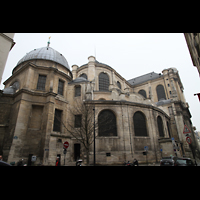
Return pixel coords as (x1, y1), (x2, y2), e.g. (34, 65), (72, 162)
(0, 44), (195, 165)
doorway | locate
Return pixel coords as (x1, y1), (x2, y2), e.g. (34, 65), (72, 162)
(74, 144), (80, 161)
(28, 154), (33, 166)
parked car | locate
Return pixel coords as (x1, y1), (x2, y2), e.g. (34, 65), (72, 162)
(174, 157), (196, 166)
(160, 156), (196, 166)
(160, 156), (177, 166)
(0, 160), (11, 166)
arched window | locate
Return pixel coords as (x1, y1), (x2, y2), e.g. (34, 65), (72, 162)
(99, 72), (109, 91)
(80, 73), (87, 80)
(98, 110), (117, 136)
(133, 111), (148, 136)
(117, 81), (121, 89)
(138, 89), (147, 98)
(156, 85), (166, 101)
(157, 116), (164, 137)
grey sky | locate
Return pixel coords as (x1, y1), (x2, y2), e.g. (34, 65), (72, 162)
(1, 33), (200, 131)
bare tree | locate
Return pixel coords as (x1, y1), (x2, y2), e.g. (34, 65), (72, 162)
(55, 98), (116, 165)
(54, 81), (117, 165)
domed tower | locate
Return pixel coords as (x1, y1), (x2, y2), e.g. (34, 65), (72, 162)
(0, 42), (73, 165)
(3, 44), (72, 94)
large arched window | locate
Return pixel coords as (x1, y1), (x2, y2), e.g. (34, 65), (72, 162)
(98, 110), (117, 136)
(133, 111), (148, 136)
(157, 116), (164, 137)
(80, 73), (87, 80)
(156, 85), (166, 101)
(138, 89), (147, 98)
(99, 72), (109, 91)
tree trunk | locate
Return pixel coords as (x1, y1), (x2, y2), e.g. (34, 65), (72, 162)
(86, 148), (90, 166)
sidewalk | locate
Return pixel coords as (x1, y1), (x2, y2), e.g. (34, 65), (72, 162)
(139, 163), (160, 166)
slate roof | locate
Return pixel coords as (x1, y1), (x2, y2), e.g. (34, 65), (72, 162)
(68, 77), (89, 84)
(79, 59), (112, 69)
(16, 47), (70, 70)
(127, 72), (163, 86)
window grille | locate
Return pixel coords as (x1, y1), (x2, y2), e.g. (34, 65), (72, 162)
(37, 75), (46, 90)
(98, 110), (117, 136)
(133, 111), (147, 136)
(58, 79), (64, 95)
(99, 73), (109, 91)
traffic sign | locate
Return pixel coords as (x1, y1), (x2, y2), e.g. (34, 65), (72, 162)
(144, 146), (148, 151)
(186, 137), (192, 144)
(63, 141), (69, 149)
(183, 124), (191, 134)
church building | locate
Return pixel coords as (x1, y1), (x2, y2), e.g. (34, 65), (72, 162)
(0, 41), (195, 165)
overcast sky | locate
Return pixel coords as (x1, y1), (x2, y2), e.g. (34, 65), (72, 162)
(1, 33), (200, 131)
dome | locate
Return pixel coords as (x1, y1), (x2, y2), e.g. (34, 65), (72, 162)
(16, 47), (70, 70)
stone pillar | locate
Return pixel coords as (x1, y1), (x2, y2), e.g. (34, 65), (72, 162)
(87, 56), (96, 82)
(72, 65), (78, 80)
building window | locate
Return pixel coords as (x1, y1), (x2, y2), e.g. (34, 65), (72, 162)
(99, 72), (109, 91)
(58, 79), (64, 95)
(156, 84), (166, 101)
(167, 121), (171, 138)
(117, 81), (121, 89)
(37, 75), (46, 90)
(75, 85), (81, 97)
(138, 89), (147, 98)
(75, 115), (82, 128)
(168, 106), (173, 115)
(53, 109), (62, 132)
(133, 111), (148, 136)
(28, 105), (44, 130)
(98, 110), (117, 136)
(80, 73), (87, 80)
(157, 116), (164, 137)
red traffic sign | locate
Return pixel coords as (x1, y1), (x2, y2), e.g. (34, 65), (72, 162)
(186, 137), (192, 144)
(63, 141), (69, 149)
(183, 124), (191, 134)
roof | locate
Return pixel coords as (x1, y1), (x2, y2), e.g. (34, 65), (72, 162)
(2, 86), (15, 94)
(156, 99), (171, 106)
(68, 77), (89, 84)
(79, 59), (112, 68)
(128, 72), (163, 86)
(16, 47), (70, 70)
